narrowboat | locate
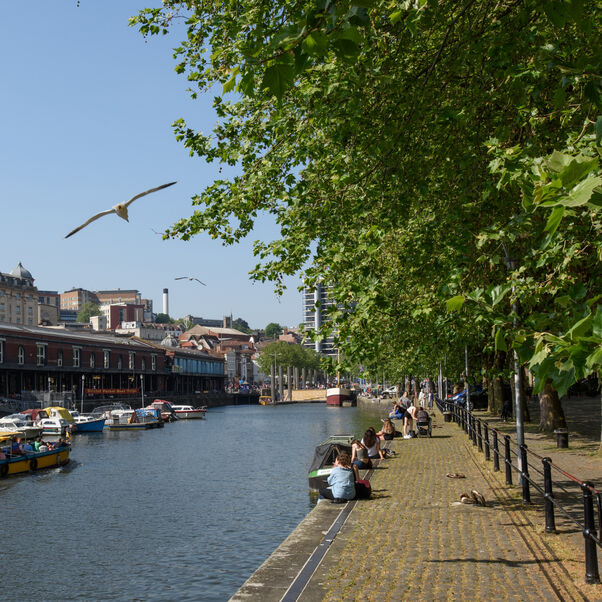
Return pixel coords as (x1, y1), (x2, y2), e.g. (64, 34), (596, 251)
(308, 435), (354, 492)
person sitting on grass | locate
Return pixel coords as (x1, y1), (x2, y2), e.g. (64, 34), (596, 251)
(319, 452), (357, 503)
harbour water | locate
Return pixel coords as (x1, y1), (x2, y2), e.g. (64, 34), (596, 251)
(1, 403), (380, 601)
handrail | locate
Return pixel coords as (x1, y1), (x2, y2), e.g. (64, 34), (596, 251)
(440, 399), (601, 584)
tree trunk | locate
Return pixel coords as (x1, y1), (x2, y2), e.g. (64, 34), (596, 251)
(538, 380), (567, 432)
(488, 351), (506, 414)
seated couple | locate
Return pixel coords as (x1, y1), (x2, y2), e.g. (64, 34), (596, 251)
(319, 452), (371, 502)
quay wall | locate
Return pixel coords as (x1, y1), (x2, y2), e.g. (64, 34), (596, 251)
(357, 394), (392, 415)
(291, 389), (326, 402)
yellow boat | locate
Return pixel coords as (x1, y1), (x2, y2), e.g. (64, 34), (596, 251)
(0, 433), (70, 478)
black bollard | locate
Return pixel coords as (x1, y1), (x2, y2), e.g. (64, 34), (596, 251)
(484, 423), (490, 461)
(582, 482), (601, 584)
(542, 458), (556, 533)
(504, 435), (512, 485)
(554, 428), (569, 448)
(520, 444), (531, 504)
(492, 430), (500, 472)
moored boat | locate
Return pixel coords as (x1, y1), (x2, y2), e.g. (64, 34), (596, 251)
(105, 408), (163, 430)
(0, 433), (70, 478)
(69, 411), (106, 433)
(308, 435), (354, 492)
(326, 387), (352, 407)
(171, 405), (206, 419)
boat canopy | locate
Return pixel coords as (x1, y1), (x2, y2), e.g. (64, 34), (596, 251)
(308, 437), (354, 475)
(44, 407), (74, 422)
(21, 408), (49, 420)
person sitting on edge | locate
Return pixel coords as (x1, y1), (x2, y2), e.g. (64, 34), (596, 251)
(319, 452), (357, 503)
(389, 401), (405, 419)
(21, 441), (34, 453)
(351, 439), (372, 471)
(404, 404), (419, 438)
(377, 418), (396, 441)
(362, 427), (385, 459)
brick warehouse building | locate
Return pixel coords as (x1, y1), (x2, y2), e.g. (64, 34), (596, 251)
(0, 324), (225, 401)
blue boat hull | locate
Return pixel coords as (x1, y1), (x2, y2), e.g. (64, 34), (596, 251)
(72, 418), (106, 433)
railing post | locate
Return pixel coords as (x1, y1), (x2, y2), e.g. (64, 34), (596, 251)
(492, 430), (500, 471)
(484, 423), (490, 461)
(582, 482), (601, 584)
(542, 458), (556, 533)
(477, 420), (483, 452)
(471, 413), (477, 446)
(520, 444), (531, 504)
(504, 435), (512, 485)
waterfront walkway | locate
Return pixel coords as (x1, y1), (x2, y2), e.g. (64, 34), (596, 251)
(234, 407), (602, 601)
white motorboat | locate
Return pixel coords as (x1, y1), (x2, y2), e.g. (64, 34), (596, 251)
(37, 417), (69, 436)
(171, 405), (207, 419)
(0, 414), (43, 439)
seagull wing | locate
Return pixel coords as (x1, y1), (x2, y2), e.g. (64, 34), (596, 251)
(175, 277), (188, 280)
(124, 181), (177, 208)
(192, 278), (207, 286)
(65, 208), (116, 239)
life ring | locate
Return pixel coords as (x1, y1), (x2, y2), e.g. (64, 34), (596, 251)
(0, 463), (8, 478)
(30, 458), (38, 471)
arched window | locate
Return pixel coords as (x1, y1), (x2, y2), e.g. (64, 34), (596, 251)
(18, 345), (25, 365)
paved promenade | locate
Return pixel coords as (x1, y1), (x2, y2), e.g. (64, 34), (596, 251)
(234, 408), (602, 601)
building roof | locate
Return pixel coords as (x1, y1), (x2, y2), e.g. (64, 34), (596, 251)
(9, 262), (33, 280)
(0, 323), (157, 350)
(184, 325), (248, 337)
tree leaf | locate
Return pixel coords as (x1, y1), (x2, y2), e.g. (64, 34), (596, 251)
(261, 63), (295, 98)
(446, 295), (465, 312)
(544, 206), (565, 235)
(494, 327), (507, 352)
(302, 31), (329, 56)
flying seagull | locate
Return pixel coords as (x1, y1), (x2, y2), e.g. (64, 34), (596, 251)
(175, 276), (206, 286)
(64, 181), (177, 239)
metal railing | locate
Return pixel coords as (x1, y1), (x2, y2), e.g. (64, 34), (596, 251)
(438, 398), (601, 584)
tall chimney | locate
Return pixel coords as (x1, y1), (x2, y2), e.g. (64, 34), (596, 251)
(163, 288), (169, 316)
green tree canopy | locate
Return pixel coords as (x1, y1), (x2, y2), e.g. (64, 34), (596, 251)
(77, 302), (101, 323)
(265, 322), (283, 338)
(132, 0), (602, 434)
(232, 317), (252, 334)
(155, 313), (174, 324)
(256, 341), (321, 375)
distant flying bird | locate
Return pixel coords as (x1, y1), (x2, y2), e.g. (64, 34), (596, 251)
(175, 276), (206, 286)
(64, 181), (177, 239)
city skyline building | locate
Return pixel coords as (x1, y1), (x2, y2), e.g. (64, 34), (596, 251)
(302, 283), (337, 358)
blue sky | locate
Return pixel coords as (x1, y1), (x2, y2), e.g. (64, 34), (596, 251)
(1, 2), (301, 329)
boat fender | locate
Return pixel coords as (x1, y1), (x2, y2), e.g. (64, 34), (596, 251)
(0, 463), (8, 478)
(30, 458), (38, 471)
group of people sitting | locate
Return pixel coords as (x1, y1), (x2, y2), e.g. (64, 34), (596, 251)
(388, 392), (432, 438)
(319, 425), (395, 503)
(0, 436), (69, 459)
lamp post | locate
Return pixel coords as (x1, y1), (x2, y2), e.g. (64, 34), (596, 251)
(139, 374), (144, 409)
(503, 248), (525, 479)
(80, 374), (85, 414)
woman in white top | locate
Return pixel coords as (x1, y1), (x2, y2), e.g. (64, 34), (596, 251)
(361, 427), (385, 460)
